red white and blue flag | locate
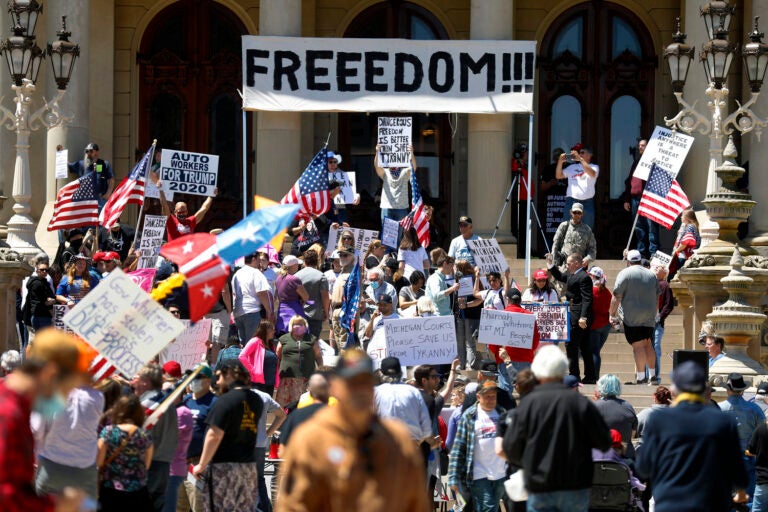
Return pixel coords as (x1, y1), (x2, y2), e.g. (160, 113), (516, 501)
(48, 171), (100, 231)
(100, 142), (156, 229)
(400, 170), (430, 248)
(281, 146), (332, 221)
(638, 164), (690, 229)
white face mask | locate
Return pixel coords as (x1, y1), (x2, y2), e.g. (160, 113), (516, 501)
(189, 380), (205, 394)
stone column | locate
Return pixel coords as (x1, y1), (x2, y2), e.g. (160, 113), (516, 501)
(467, 0), (514, 241)
(0, 251), (32, 352)
(255, 0), (302, 200)
(0, 6), (13, 233)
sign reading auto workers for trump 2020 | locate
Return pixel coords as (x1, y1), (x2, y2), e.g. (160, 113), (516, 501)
(63, 269), (186, 377)
(384, 316), (457, 366)
(242, 36), (536, 113)
(160, 149), (219, 197)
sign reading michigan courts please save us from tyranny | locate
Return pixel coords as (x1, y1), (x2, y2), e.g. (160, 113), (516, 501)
(241, 36), (536, 113)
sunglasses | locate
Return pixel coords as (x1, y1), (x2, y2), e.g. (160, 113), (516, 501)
(571, 211), (583, 215)
(37, 267), (49, 272)
(328, 160), (338, 164)
(169, 310), (181, 316)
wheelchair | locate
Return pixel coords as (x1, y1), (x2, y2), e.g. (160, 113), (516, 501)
(589, 461), (643, 512)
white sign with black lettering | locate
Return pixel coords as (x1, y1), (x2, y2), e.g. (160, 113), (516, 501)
(377, 117), (412, 167)
(650, 250), (673, 270)
(384, 316), (457, 366)
(330, 171), (357, 205)
(160, 149), (219, 197)
(381, 217), (400, 249)
(326, 226), (379, 260)
(159, 319), (212, 371)
(242, 37), (536, 113)
(634, 126), (695, 181)
(478, 308), (536, 348)
(55, 149), (68, 179)
(53, 305), (74, 334)
(522, 303), (570, 342)
(467, 238), (510, 273)
(138, 215), (167, 269)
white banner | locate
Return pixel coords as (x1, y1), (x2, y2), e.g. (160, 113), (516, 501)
(457, 276), (474, 297)
(381, 217), (400, 249)
(159, 149), (219, 197)
(522, 303), (570, 342)
(478, 308), (536, 348)
(242, 36), (536, 113)
(145, 177), (173, 201)
(326, 225), (379, 260)
(384, 316), (457, 365)
(138, 215), (167, 269)
(467, 238), (510, 273)
(159, 319), (212, 371)
(378, 117), (412, 167)
(55, 149), (68, 179)
(634, 126), (695, 181)
(650, 250), (673, 270)
(63, 269), (186, 377)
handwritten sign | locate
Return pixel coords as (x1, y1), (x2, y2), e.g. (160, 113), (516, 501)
(544, 193), (565, 239)
(384, 316), (457, 365)
(160, 149), (219, 197)
(382, 217), (400, 249)
(457, 276), (474, 297)
(634, 126), (695, 181)
(145, 177), (173, 201)
(478, 309), (536, 348)
(366, 329), (387, 370)
(127, 268), (157, 293)
(53, 305), (74, 333)
(138, 215), (167, 269)
(522, 303), (570, 342)
(55, 149), (68, 179)
(467, 238), (510, 273)
(331, 171), (357, 205)
(326, 225), (379, 261)
(377, 117), (412, 168)
(63, 269), (186, 377)
(650, 250), (672, 270)
(159, 319), (212, 371)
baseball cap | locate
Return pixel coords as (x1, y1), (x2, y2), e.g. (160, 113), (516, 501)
(479, 360), (498, 377)
(506, 287), (522, 301)
(162, 361), (182, 379)
(589, 266), (605, 284)
(380, 356), (402, 377)
(282, 255), (302, 267)
(338, 245), (355, 255)
(570, 143), (584, 152)
(329, 250), (341, 260)
(610, 429), (623, 449)
(92, 251), (108, 263)
(377, 294), (393, 304)
(672, 361), (706, 393)
(571, 202), (584, 213)
(757, 382), (768, 395)
(477, 380), (499, 394)
(533, 269), (549, 280)
(627, 250), (642, 263)
(193, 363), (213, 379)
(563, 375), (583, 389)
(104, 251), (120, 262)
(335, 349), (374, 379)
(458, 216), (473, 225)
(84, 142), (99, 151)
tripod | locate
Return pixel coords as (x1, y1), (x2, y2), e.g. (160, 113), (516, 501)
(491, 173), (551, 254)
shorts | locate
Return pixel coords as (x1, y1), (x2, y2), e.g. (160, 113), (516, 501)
(623, 324), (654, 344)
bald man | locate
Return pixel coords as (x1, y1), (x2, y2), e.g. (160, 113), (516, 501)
(158, 183), (217, 241)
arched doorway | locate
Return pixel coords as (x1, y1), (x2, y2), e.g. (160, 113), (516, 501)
(339, 1), (452, 245)
(138, 0), (249, 231)
(538, 3), (656, 257)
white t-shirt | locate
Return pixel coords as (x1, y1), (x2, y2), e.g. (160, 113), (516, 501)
(472, 407), (507, 480)
(380, 167), (411, 209)
(448, 234), (480, 266)
(324, 269), (340, 293)
(232, 265), (271, 316)
(563, 162), (599, 200)
(481, 288), (505, 310)
(521, 288), (559, 303)
(397, 247), (429, 278)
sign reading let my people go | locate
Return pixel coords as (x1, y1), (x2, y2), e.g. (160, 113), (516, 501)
(63, 269), (186, 377)
(478, 309), (536, 349)
(242, 36), (536, 113)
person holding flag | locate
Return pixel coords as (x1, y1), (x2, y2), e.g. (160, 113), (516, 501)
(99, 142), (156, 231)
(399, 159), (430, 249)
(281, 145), (334, 222)
(330, 245), (358, 350)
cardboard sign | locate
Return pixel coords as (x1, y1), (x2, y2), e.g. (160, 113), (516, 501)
(137, 215), (167, 269)
(62, 269), (186, 377)
(242, 37), (536, 113)
(478, 308), (536, 348)
(159, 319), (212, 371)
(650, 250), (673, 270)
(145, 177), (174, 201)
(366, 329), (387, 370)
(326, 225), (379, 259)
(53, 305), (74, 333)
(377, 117), (412, 167)
(384, 316), (457, 365)
(330, 170), (357, 205)
(55, 149), (68, 179)
(522, 303), (570, 342)
(634, 126), (695, 181)
(159, 149), (219, 197)
(382, 217), (400, 249)
(457, 276), (474, 297)
(467, 238), (510, 273)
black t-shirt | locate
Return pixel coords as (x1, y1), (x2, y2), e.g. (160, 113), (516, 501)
(279, 403), (325, 447)
(749, 421), (768, 485)
(206, 387), (264, 463)
(539, 162), (568, 196)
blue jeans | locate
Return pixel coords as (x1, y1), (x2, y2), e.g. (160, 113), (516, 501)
(590, 324), (612, 377)
(746, 455), (757, 508)
(455, 316), (480, 370)
(163, 475), (184, 512)
(754, 482), (768, 512)
(646, 323), (664, 380)
(235, 311), (262, 344)
(631, 196), (659, 257)
(254, 447), (272, 512)
(563, 197), (595, 231)
(470, 477), (505, 512)
(32, 316), (53, 331)
(527, 488), (590, 512)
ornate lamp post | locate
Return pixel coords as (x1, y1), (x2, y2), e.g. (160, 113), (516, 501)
(663, 3), (768, 245)
(0, 1), (78, 259)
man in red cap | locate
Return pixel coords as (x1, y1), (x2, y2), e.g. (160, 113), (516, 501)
(162, 361), (183, 380)
(488, 287), (540, 391)
(555, 143), (599, 230)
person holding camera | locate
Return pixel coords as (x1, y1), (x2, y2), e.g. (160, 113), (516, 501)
(556, 143), (599, 230)
(511, 143), (534, 257)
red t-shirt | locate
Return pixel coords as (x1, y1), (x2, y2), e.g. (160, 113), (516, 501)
(166, 214), (197, 241)
(488, 304), (540, 364)
(591, 286), (613, 330)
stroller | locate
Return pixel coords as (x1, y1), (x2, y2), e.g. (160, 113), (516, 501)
(589, 461), (643, 512)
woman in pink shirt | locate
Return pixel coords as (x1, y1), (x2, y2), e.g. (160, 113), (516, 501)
(588, 266), (613, 376)
(239, 320), (279, 396)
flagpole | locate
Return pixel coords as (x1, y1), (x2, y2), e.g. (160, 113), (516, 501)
(525, 113), (534, 281)
(242, 106), (248, 220)
(130, 140), (157, 256)
(624, 210), (641, 258)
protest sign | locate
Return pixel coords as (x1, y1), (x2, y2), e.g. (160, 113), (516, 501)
(650, 250), (673, 270)
(366, 329), (387, 370)
(326, 225), (379, 260)
(242, 37), (536, 113)
(467, 238), (509, 273)
(53, 305), (74, 333)
(331, 171), (357, 205)
(159, 149), (219, 197)
(544, 193), (565, 240)
(457, 276), (474, 297)
(522, 303), (570, 342)
(137, 215), (167, 269)
(55, 149), (68, 179)
(382, 217), (400, 249)
(377, 117), (412, 167)
(145, 178), (173, 201)
(127, 268), (157, 293)
(634, 126), (695, 180)
(478, 309), (536, 348)
(63, 269), (186, 377)
(159, 319), (212, 371)
(384, 316), (457, 366)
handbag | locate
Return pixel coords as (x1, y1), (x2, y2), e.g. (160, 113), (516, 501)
(439, 447), (449, 476)
(504, 469), (528, 502)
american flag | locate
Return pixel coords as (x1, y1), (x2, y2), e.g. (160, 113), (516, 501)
(280, 146), (332, 221)
(88, 355), (117, 381)
(399, 170), (430, 248)
(48, 171), (100, 231)
(340, 265), (361, 349)
(100, 142), (156, 229)
(637, 164), (690, 229)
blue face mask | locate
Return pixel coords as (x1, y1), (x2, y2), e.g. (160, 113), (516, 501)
(370, 281), (380, 290)
(34, 393), (67, 422)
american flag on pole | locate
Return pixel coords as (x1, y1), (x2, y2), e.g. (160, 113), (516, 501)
(637, 164), (691, 229)
(399, 170), (430, 248)
(280, 146), (332, 221)
(88, 355), (117, 381)
(100, 142), (156, 229)
(340, 265), (361, 349)
(48, 172), (100, 231)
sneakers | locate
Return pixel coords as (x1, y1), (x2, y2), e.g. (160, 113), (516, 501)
(625, 378), (648, 385)
(650, 376), (661, 386)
